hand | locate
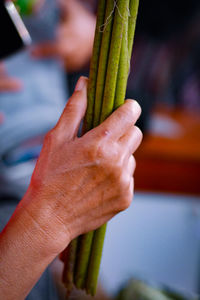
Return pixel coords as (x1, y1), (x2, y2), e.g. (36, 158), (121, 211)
(0, 63), (22, 92)
(25, 76), (142, 253)
(31, 0), (96, 72)
(0, 77), (142, 299)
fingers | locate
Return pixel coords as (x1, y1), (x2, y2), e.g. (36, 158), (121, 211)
(0, 78), (22, 92)
(96, 100), (141, 140)
(127, 155), (136, 177)
(55, 77), (88, 140)
(119, 125), (143, 156)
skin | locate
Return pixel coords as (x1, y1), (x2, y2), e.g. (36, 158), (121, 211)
(0, 77), (142, 299)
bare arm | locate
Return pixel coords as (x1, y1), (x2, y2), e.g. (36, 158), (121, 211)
(0, 77), (142, 299)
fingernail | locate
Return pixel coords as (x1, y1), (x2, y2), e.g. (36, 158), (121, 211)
(74, 77), (86, 92)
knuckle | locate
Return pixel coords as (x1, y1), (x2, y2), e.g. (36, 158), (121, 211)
(66, 96), (78, 113)
(115, 168), (129, 191)
(84, 138), (106, 163)
(109, 159), (124, 182)
(44, 129), (54, 142)
(86, 136), (119, 163)
(95, 142), (106, 159)
(129, 155), (136, 171)
(119, 192), (132, 210)
(44, 129), (57, 148)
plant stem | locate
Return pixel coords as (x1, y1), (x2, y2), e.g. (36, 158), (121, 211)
(100, 0), (129, 122)
(85, 223), (107, 296)
(84, 0), (106, 132)
(85, 1), (129, 296)
(62, 238), (78, 296)
(128, 0), (140, 58)
(114, 2), (129, 109)
(74, 233), (94, 289)
(93, 0), (115, 127)
(73, 0), (106, 290)
(65, 0), (140, 296)
(114, 0), (139, 109)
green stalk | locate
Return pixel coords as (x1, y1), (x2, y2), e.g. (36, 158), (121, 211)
(128, 0), (140, 58)
(73, 0), (106, 290)
(114, 0), (139, 109)
(74, 234), (94, 289)
(64, 0), (140, 296)
(93, 0), (115, 127)
(85, 1), (129, 296)
(84, 0), (106, 132)
(62, 238), (78, 296)
(114, 3), (129, 109)
(85, 223), (107, 295)
(100, 0), (129, 122)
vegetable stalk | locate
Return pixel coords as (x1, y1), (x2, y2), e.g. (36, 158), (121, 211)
(62, 0), (140, 296)
(85, 1), (130, 295)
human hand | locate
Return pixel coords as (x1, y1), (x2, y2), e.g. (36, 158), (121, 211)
(0, 63), (22, 92)
(24, 76), (142, 255)
(31, 0), (96, 72)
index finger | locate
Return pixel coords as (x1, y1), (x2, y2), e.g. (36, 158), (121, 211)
(94, 100), (141, 140)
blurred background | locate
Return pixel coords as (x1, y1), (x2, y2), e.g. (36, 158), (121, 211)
(0, 0), (200, 299)
(61, 0), (200, 299)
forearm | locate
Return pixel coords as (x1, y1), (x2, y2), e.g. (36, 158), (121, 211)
(0, 188), (70, 300)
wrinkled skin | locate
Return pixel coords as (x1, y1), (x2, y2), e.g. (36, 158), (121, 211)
(0, 77), (142, 299)
(30, 77), (142, 247)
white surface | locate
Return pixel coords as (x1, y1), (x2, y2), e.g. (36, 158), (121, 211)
(148, 114), (183, 138)
(100, 192), (200, 296)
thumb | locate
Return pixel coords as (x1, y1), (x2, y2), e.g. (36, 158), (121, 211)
(55, 77), (88, 140)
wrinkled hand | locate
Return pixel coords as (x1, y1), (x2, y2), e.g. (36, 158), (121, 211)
(31, 0), (96, 72)
(0, 63), (22, 92)
(25, 77), (142, 253)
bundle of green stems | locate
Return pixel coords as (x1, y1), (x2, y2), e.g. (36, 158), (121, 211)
(62, 0), (139, 296)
